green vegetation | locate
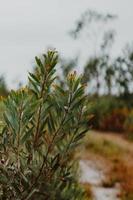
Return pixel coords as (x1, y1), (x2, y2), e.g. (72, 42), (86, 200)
(0, 75), (9, 97)
(0, 101), (5, 133)
(124, 110), (133, 139)
(0, 50), (90, 200)
(87, 96), (130, 132)
(84, 132), (125, 158)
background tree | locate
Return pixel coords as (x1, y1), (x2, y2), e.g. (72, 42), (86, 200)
(70, 9), (117, 96)
(0, 75), (9, 97)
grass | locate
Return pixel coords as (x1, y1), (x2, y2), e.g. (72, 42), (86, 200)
(83, 132), (125, 159)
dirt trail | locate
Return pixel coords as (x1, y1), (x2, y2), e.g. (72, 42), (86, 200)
(79, 159), (120, 200)
(79, 131), (133, 200)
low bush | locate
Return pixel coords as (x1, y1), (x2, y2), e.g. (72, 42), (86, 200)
(88, 96), (127, 132)
(0, 50), (90, 200)
(124, 110), (133, 137)
(100, 108), (129, 132)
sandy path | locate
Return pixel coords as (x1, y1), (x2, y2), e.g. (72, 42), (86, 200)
(78, 131), (133, 199)
(79, 159), (120, 200)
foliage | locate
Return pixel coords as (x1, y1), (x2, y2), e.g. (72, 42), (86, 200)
(87, 95), (133, 133)
(124, 110), (133, 136)
(87, 96), (125, 130)
(0, 101), (5, 133)
(83, 57), (101, 95)
(0, 50), (90, 200)
(100, 108), (129, 132)
(70, 9), (116, 39)
(0, 75), (9, 97)
(57, 57), (77, 89)
(70, 9), (133, 96)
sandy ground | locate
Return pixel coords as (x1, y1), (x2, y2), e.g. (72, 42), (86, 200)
(78, 130), (133, 200)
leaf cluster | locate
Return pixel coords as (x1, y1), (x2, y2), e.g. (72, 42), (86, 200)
(0, 50), (90, 200)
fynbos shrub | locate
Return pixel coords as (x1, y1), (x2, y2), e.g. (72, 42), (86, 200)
(0, 50), (89, 200)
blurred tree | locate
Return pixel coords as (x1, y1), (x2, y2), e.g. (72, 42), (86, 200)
(82, 30), (115, 95)
(0, 75), (9, 97)
(123, 44), (133, 93)
(112, 44), (133, 96)
(83, 56), (100, 95)
(70, 9), (116, 40)
(100, 30), (115, 95)
(70, 9), (133, 97)
(70, 9), (117, 96)
(114, 57), (129, 96)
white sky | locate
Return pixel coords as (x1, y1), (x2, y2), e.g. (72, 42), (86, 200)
(0, 0), (133, 88)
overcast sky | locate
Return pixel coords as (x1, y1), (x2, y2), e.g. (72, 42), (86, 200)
(0, 0), (133, 88)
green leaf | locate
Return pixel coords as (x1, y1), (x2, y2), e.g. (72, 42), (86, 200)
(35, 56), (44, 74)
(29, 72), (40, 86)
(25, 188), (39, 200)
(21, 126), (34, 144)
